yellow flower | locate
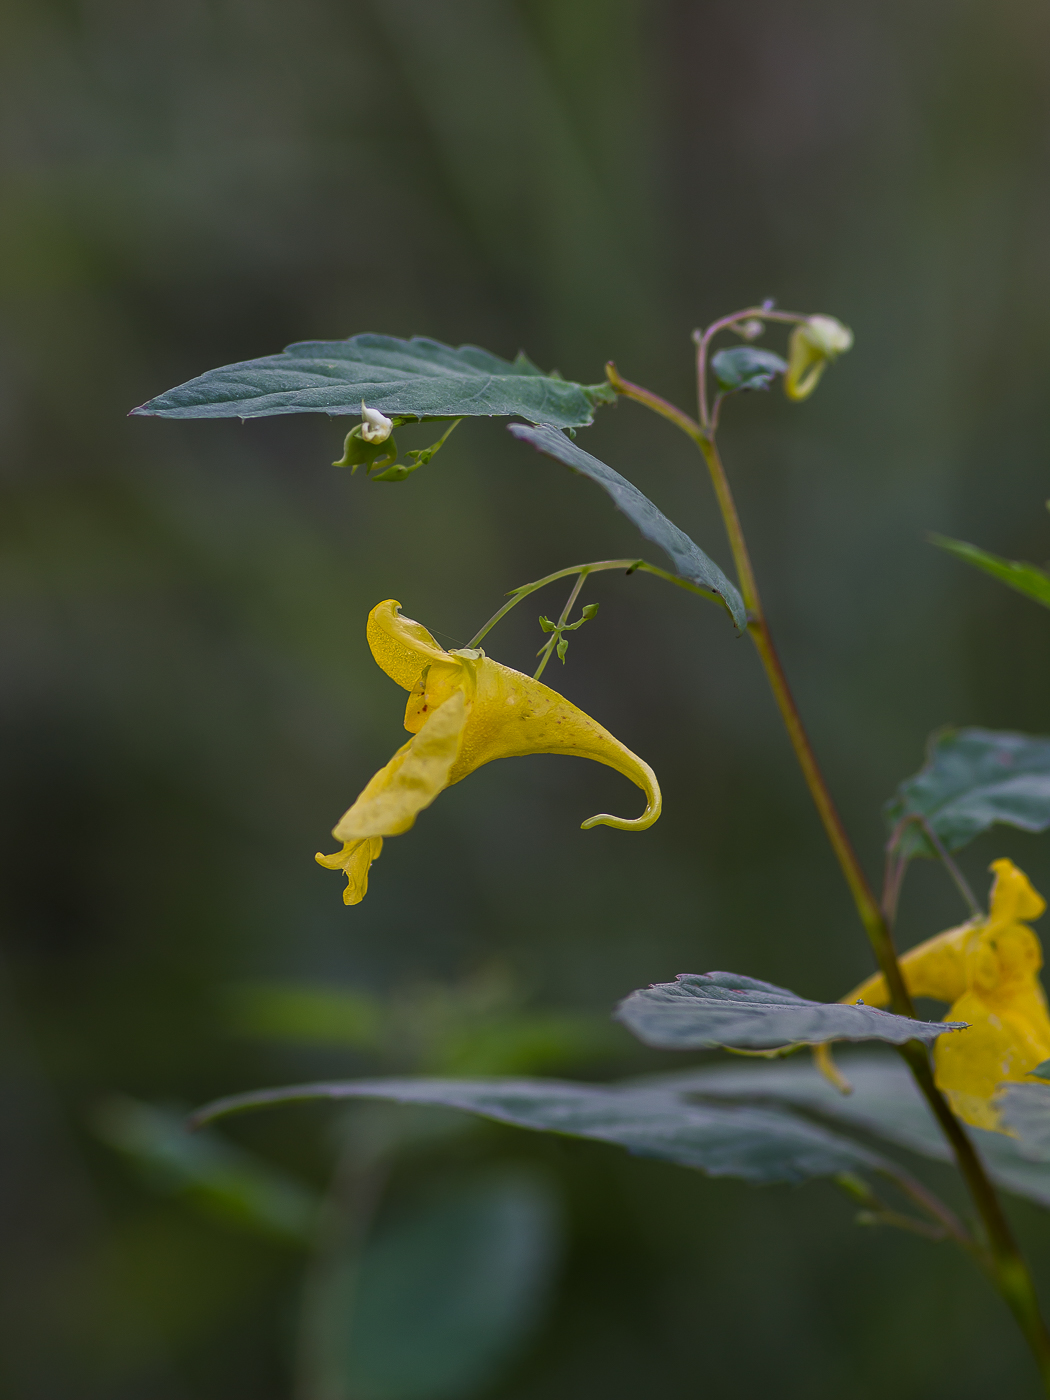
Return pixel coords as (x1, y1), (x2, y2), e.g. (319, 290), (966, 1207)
(784, 315), (854, 401)
(316, 600), (662, 905)
(817, 859), (1050, 1132)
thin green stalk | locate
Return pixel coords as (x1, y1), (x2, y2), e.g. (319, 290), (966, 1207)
(533, 571), (588, 680)
(606, 354), (1050, 1392)
(465, 557), (728, 651)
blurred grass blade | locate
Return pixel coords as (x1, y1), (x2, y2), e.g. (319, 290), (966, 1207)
(508, 423), (747, 630)
(305, 1169), (560, 1400)
(226, 982), (387, 1050)
(191, 1075), (899, 1187)
(130, 335), (613, 428)
(885, 726), (1050, 859)
(933, 534), (1050, 608)
(615, 971), (965, 1051)
(91, 1095), (318, 1243)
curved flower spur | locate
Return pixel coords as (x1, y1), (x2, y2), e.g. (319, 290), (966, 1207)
(317, 600), (662, 904)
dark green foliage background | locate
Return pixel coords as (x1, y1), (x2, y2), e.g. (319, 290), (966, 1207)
(5, 0), (1050, 1395)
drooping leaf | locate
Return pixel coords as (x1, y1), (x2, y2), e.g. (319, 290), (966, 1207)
(656, 1053), (1050, 1209)
(711, 347), (788, 393)
(507, 423), (747, 631)
(91, 1095), (318, 1242)
(933, 535), (1050, 609)
(307, 1170), (560, 1400)
(130, 335), (614, 428)
(191, 1075), (897, 1187)
(615, 971), (965, 1051)
(885, 726), (1050, 859)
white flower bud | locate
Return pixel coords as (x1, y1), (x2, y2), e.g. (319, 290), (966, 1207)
(802, 315), (853, 357)
(360, 402), (394, 443)
(784, 315), (854, 401)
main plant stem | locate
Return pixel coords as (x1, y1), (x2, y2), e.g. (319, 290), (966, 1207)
(607, 359), (1050, 1391)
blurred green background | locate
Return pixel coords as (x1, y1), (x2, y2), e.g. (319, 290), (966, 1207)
(5, 0), (1050, 1395)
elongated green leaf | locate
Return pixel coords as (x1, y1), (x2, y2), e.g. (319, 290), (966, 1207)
(508, 424), (747, 630)
(657, 1054), (1050, 1208)
(711, 347), (787, 393)
(615, 971), (965, 1051)
(192, 1075), (895, 1186)
(91, 1095), (318, 1242)
(933, 535), (1050, 609)
(312, 1170), (559, 1400)
(885, 726), (1050, 859)
(131, 335), (613, 428)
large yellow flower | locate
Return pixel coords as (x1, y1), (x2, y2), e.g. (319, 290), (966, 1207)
(317, 600), (662, 905)
(818, 859), (1050, 1132)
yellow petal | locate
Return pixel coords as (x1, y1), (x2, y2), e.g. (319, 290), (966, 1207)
(820, 858), (1050, 1133)
(406, 647), (661, 830)
(934, 985), (1050, 1131)
(367, 598), (450, 692)
(315, 836), (383, 905)
(333, 689), (468, 841)
(988, 857), (1046, 926)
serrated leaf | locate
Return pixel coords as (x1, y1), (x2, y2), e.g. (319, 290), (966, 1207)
(130, 335), (612, 428)
(933, 535), (1050, 609)
(657, 1053), (1050, 1209)
(507, 423), (747, 630)
(711, 347), (788, 393)
(615, 971), (965, 1051)
(192, 1075), (895, 1187)
(885, 727), (1050, 859)
(91, 1095), (318, 1242)
(313, 1170), (559, 1400)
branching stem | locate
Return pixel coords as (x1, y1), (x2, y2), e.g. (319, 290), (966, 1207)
(533, 572), (588, 680)
(466, 557), (729, 651)
(607, 337), (1050, 1393)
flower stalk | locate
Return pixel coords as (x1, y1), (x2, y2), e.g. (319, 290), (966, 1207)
(606, 325), (1050, 1392)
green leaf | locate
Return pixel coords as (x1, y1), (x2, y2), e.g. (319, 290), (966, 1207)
(711, 347), (788, 393)
(885, 726), (1050, 859)
(933, 535), (1050, 609)
(997, 1083), (1050, 1161)
(191, 1075), (895, 1187)
(615, 971), (965, 1051)
(310, 1170), (560, 1400)
(91, 1095), (318, 1242)
(660, 1054), (1050, 1209)
(507, 423), (748, 631)
(130, 335), (613, 428)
